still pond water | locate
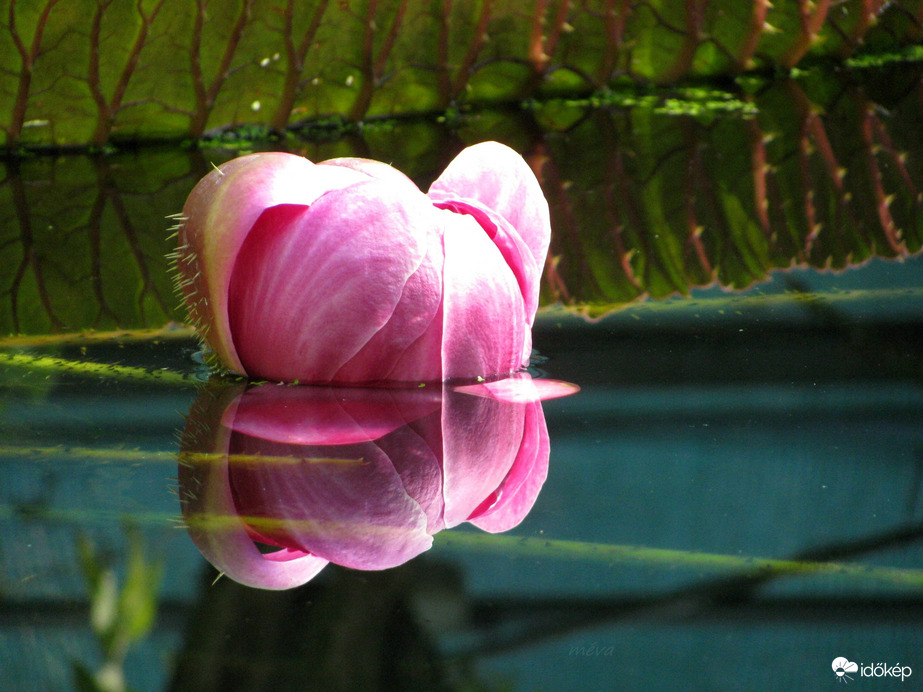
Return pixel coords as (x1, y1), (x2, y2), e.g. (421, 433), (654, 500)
(1, 68), (922, 690)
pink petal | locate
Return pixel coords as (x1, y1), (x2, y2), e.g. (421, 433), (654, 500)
(185, 485), (329, 591)
(431, 197), (542, 326)
(440, 387), (525, 528)
(466, 400), (550, 533)
(332, 223), (445, 383)
(230, 383), (441, 445)
(178, 153), (369, 374)
(227, 180), (445, 383)
(178, 389), (329, 590)
(320, 157), (421, 194)
(228, 430), (433, 571)
(428, 141), (551, 277)
(373, 411), (447, 534)
(440, 211), (529, 381)
(454, 377), (581, 403)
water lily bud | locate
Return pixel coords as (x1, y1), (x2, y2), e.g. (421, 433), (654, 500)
(175, 142), (550, 384)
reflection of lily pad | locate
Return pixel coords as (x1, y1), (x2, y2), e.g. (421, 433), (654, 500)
(541, 76), (923, 313)
(0, 153), (202, 336)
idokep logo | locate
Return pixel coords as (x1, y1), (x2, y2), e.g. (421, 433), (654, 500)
(832, 658), (859, 683)
(832, 657), (913, 683)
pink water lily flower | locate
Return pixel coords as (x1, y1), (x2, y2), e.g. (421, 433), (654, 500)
(178, 376), (578, 589)
(176, 142), (550, 384)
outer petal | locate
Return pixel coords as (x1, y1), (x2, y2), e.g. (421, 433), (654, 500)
(460, 375), (577, 531)
(231, 383), (441, 445)
(441, 212), (529, 381)
(440, 385), (525, 528)
(428, 141), (551, 278)
(434, 196), (540, 364)
(454, 377), (581, 403)
(320, 157), (421, 194)
(227, 431), (434, 571)
(180, 451), (329, 589)
(373, 413), (446, 535)
(178, 383), (328, 590)
(466, 399), (550, 533)
(226, 385), (438, 570)
(332, 220), (445, 383)
(227, 180), (445, 383)
(178, 153), (369, 374)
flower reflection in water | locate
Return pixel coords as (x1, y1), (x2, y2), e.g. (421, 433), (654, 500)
(178, 375), (578, 589)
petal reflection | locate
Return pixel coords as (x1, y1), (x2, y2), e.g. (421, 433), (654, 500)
(178, 375), (578, 590)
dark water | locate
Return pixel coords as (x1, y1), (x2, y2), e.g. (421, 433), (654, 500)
(1, 68), (922, 691)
